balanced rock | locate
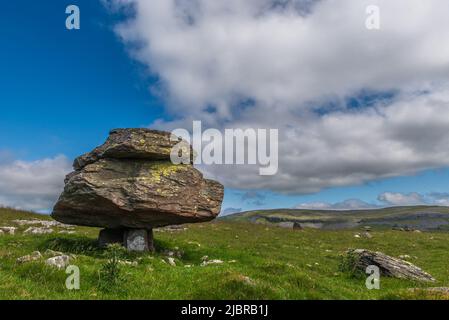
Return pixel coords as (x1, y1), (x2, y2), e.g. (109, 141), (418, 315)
(52, 128), (224, 251)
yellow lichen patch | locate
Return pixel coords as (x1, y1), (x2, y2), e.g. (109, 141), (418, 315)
(149, 162), (188, 183)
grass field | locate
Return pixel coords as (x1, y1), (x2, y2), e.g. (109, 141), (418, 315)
(0, 207), (448, 300)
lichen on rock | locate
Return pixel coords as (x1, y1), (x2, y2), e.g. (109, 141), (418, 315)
(51, 128), (224, 251)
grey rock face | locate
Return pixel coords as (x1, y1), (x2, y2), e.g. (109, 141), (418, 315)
(46, 255), (71, 269)
(347, 249), (435, 282)
(16, 251), (42, 264)
(24, 227), (54, 235)
(0, 227), (16, 235)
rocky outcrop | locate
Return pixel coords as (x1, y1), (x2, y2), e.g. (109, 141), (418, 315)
(45, 255), (71, 269)
(52, 128), (224, 251)
(347, 249), (435, 282)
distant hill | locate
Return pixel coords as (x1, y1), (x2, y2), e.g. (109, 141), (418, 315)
(221, 206), (449, 231)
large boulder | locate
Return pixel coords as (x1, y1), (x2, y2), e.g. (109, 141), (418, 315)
(52, 128), (224, 251)
(347, 249), (435, 282)
(53, 159), (223, 229)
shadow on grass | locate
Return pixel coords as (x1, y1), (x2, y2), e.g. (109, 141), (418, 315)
(38, 236), (103, 258)
(154, 238), (211, 263)
(35, 236), (208, 264)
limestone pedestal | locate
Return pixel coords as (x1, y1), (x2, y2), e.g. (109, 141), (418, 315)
(98, 228), (154, 252)
(124, 229), (155, 252)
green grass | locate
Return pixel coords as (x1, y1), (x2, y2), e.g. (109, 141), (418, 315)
(1, 207), (449, 299)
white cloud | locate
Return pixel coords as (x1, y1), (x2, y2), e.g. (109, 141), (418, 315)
(111, 0), (449, 116)
(108, 0), (449, 194)
(377, 192), (424, 206)
(295, 199), (376, 210)
(378, 191), (449, 207)
(429, 193), (449, 206)
(194, 89), (449, 193)
(0, 155), (71, 212)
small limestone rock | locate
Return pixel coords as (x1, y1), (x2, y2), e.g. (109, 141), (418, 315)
(200, 255), (223, 266)
(167, 257), (176, 266)
(201, 259), (224, 266)
(24, 227), (54, 235)
(163, 248), (184, 258)
(17, 251), (42, 264)
(46, 255), (70, 269)
(363, 232), (373, 239)
(240, 276), (256, 286)
(0, 227), (16, 235)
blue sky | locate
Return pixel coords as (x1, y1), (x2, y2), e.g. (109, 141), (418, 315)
(1, 0), (449, 214)
(0, 1), (167, 161)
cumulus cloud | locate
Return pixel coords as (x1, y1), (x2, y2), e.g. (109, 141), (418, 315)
(377, 192), (424, 206)
(108, 0), (449, 194)
(0, 155), (71, 212)
(296, 192), (449, 210)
